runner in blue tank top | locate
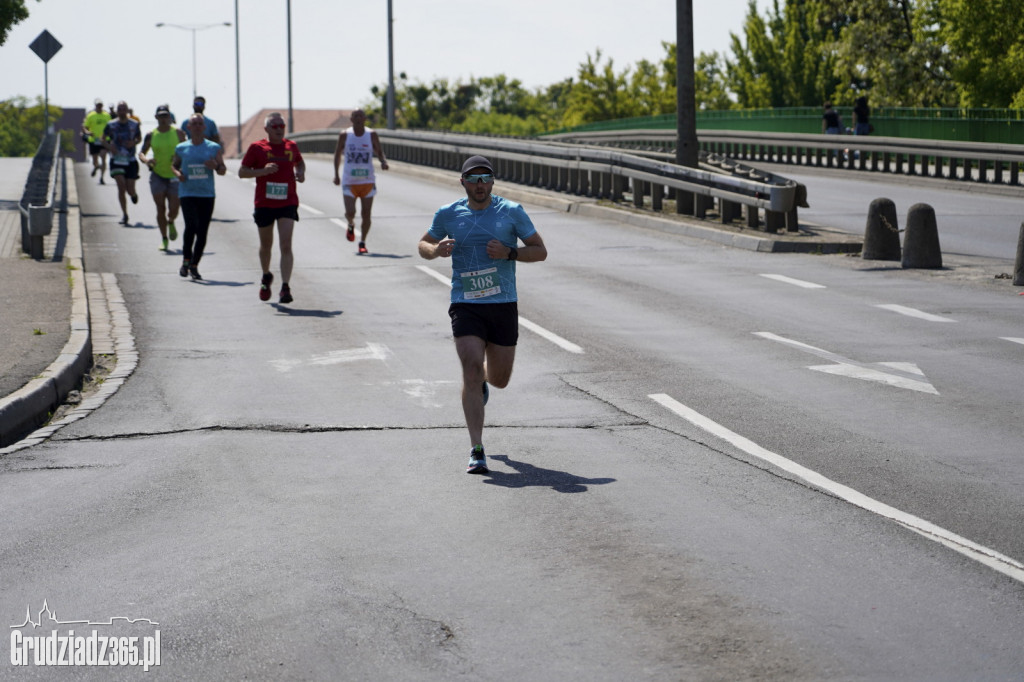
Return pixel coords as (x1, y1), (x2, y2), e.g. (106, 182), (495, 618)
(418, 155), (548, 474)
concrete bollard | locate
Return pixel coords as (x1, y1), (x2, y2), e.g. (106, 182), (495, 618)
(902, 203), (943, 269)
(862, 198), (901, 260)
(1014, 222), (1024, 286)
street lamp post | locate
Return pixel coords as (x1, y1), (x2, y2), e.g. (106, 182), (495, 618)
(155, 22), (232, 100)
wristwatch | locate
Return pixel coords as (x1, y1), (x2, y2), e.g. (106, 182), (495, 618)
(507, 247), (518, 261)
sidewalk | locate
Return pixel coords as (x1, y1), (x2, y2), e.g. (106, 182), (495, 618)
(0, 156), (91, 447)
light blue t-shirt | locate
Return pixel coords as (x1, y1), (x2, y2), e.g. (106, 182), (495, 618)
(181, 114), (218, 140)
(428, 195), (537, 304)
(175, 140), (221, 198)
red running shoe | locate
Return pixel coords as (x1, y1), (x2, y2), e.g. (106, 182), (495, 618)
(259, 272), (273, 301)
(346, 223), (355, 242)
(358, 242), (368, 255)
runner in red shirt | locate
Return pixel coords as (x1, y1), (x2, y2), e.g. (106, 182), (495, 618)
(239, 112), (306, 304)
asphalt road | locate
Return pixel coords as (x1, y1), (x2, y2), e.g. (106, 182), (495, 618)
(2, 158), (1022, 680)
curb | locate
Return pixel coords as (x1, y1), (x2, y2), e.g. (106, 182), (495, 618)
(0, 159), (91, 448)
(376, 159), (861, 254)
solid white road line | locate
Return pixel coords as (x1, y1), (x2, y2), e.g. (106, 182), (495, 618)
(759, 274), (826, 289)
(415, 265), (584, 354)
(648, 393), (1024, 585)
(875, 304), (956, 322)
(300, 203), (324, 215)
(1000, 337), (1024, 346)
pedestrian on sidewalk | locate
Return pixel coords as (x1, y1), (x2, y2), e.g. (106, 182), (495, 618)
(172, 113), (226, 281)
(238, 112), (306, 304)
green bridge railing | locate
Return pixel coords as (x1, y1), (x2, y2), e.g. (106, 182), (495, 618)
(550, 108), (1024, 145)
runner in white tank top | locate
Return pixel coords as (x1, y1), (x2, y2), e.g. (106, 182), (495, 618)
(332, 109), (389, 254)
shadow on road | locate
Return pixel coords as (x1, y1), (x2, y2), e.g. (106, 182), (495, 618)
(271, 304), (343, 318)
(481, 454), (616, 493)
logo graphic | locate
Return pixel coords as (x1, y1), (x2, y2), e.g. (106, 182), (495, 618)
(10, 601), (160, 671)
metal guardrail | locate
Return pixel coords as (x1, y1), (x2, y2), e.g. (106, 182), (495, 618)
(20, 132), (62, 259)
(291, 128), (802, 233)
(543, 129), (1024, 187)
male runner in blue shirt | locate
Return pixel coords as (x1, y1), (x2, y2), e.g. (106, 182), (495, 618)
(418, 155), (547, 474)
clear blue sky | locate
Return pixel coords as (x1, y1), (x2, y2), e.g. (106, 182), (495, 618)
(2, 0), (767, 127)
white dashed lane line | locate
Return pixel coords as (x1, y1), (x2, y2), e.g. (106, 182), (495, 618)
(759, 273), (826, 289)
(875, 304), (956, 323)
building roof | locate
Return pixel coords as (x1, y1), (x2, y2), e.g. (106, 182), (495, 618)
(219, 108), (353, 157)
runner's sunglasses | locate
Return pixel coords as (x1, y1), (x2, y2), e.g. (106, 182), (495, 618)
(462, 173), (494, 184)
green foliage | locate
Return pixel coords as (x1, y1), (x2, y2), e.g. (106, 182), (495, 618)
(940, 0), (1024, 108)
(362, 0), (1024, 135)
(0, 96), (62, 157)
(0, 0), (35, 46)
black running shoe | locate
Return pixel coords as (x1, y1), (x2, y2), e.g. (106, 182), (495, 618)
(119, 214), (129, 226)
(189, 265), (201, 281)
(466, 446), (488, 474)
(179, 262), (189, 278)
(279, 283), (293, 304)
(130, 193), (138, 205)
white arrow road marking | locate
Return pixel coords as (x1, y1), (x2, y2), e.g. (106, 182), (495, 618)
(415, 265), (584, 354)
(760, 274), (826, 289)
(648, 393), (1024, 585)
(1001, 337), (1024, 346)
(755, 332), (939, 394)
(378, 379), (458, 408)
(271, 343), (390, 372)
(875, 304), (956, 323)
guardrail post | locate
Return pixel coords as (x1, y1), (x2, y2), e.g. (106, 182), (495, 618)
(652, 183), (663, 211)
(1014, 222), (1024, 286)
(694, 193), (711, 219)
(902, 203), (942, 269)
(719, 198), (739, 223)
(612, 175), (625, 202)
(994, 160), (1004, 184)
(1011, 162), (1020, 186)
(675, 189), (693, 216)
(632, 179), (645, 208)
(579, 169), (590, 196)
(785, 208), (799, 232)
(745, 205), (759, 228)
(862, 197), (901, 261)
(764, 210), (784, 233)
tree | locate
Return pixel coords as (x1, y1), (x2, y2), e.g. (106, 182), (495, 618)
(561, 50), (637, 128)
(725, 0), (842, 108)
(0, 0), (36, 46)
(938, 0), (1024, 108)
(822, 0), (955, 106)
(0, 96), (65, 156)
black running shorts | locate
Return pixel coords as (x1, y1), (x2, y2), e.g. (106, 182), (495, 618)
(448, 302), (519, 346)
(253, 205), (299, 227)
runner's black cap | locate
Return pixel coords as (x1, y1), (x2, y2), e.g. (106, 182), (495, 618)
(461, 155), (494, 175)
